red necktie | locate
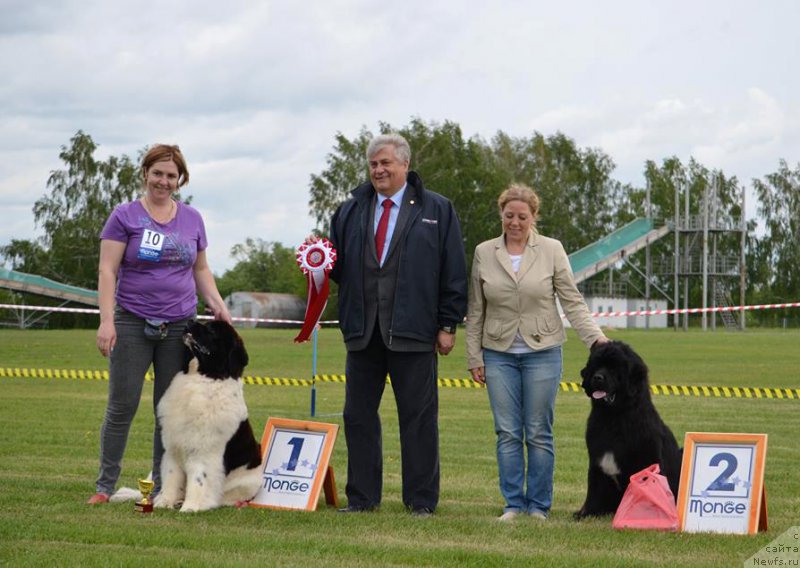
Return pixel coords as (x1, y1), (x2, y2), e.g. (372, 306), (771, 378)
(375, 199), (393, 262)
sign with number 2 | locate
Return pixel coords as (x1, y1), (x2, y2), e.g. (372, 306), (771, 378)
(677, 432), (768, 534)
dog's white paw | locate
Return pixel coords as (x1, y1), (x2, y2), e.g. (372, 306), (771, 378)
(153, 495), (171, 509)
(153, 493), (182, 509)
(179, 501), (212, 513)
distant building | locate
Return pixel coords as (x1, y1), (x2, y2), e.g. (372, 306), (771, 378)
(560, 296), (668, 329)
(589, 296), (667, 329)
(225, 292), (306, 328)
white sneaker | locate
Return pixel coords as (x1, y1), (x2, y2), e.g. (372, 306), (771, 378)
(497, 511), (520, 522)
(528, 511), (547, 521)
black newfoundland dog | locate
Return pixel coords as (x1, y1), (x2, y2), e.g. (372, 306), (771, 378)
(574, 341), (682, 519)
(153, 320), (264, 512)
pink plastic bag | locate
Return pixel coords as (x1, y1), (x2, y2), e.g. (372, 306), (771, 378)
(612, 464), (678, 531)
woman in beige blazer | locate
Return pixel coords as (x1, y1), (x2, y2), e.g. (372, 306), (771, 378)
(466, 183), (608, 522)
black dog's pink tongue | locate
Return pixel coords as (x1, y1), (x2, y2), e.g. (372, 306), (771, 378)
(592, 391), (607, 400)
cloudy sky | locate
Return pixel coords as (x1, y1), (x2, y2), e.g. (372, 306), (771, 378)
(1, 0), (797, 274)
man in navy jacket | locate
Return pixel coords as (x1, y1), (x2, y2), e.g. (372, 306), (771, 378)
(329, 133), (467, 516)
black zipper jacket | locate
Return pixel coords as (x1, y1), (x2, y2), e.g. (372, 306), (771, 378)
(329, 171), (467, 345)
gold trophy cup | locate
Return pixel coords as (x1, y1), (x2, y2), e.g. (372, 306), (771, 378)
(135, 478), (155, 513)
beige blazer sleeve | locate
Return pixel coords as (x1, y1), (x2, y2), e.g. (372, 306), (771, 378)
(466, 231), (604, 370)
(465, 244), (488, 370)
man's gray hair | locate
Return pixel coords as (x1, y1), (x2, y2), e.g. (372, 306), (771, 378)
(366, 133), (411, 163)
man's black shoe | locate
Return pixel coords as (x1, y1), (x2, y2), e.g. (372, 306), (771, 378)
(337, 504), (376, 513)
(410, 506), (434, 518)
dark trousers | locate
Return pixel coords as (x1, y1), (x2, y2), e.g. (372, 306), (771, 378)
(343, 327), (440, 511)
(95, 308), (190, 495)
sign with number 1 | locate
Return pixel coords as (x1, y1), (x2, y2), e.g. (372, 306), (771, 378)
(676, 432), (768, 534)
(249, 418), (339, 511)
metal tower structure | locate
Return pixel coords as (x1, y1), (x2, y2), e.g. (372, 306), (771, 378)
(664, 174), (747, 331)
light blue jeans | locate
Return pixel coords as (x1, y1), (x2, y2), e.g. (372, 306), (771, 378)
(483, 346), (563, 516)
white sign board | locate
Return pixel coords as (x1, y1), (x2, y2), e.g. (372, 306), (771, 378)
(250, 418), (338, 511)
(677, 432), (767, 534)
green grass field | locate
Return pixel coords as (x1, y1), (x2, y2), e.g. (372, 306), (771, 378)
(1, 327), (798, 567)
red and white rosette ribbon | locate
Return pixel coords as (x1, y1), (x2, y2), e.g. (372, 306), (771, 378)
(294, 238), (337, 343)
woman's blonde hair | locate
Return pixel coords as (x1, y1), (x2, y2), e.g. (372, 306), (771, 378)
(497, 183), (540, 223)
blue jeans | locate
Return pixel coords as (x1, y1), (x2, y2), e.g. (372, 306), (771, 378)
(483, 346), (563, 516)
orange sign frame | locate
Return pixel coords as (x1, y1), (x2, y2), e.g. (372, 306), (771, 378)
(676, 432), (767, 534)
(249, 417), (339, 511)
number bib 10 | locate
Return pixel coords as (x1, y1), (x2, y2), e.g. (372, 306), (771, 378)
(138, 229), (166, 262)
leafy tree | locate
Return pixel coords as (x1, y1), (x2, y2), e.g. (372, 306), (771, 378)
(750, 160), (800, 325)
(0, 131), (141, 288)
(399, 118), (500, 260)
(216, 238), (306, 300)
(0, 239), (50, 275)
(489, 131), (623, 252)
(308, 127), (373, 232)
(0, 131), (192, 327)
(31, 131), (141, 288)
(307, 119), (623, 274)
(0, 132), (142, 327)
(308, 119), (499, 268)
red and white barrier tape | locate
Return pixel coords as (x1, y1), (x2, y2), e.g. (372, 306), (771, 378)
(587, 301), (800, 318)
(1, 301), (798, 326)
(0, 303), (319, 325)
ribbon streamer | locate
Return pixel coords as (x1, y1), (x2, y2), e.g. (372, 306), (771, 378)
(294, 239), (336, 343)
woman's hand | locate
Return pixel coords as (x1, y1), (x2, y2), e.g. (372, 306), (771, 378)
(470, 366), (485, 385)
(96, 321), (117, 357)
(210, 302), (233, 325)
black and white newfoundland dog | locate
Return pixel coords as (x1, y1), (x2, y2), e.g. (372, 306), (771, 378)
(153, 320), (263, 513)
(574, 341), (682, 519)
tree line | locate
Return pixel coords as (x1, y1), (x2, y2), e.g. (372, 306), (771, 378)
(1, 122), (798, 327)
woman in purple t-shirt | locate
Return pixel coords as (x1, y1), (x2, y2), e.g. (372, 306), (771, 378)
(87, 144), (232, 505)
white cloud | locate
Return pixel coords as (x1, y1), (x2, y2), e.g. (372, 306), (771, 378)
(527, 87), (796, 194)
